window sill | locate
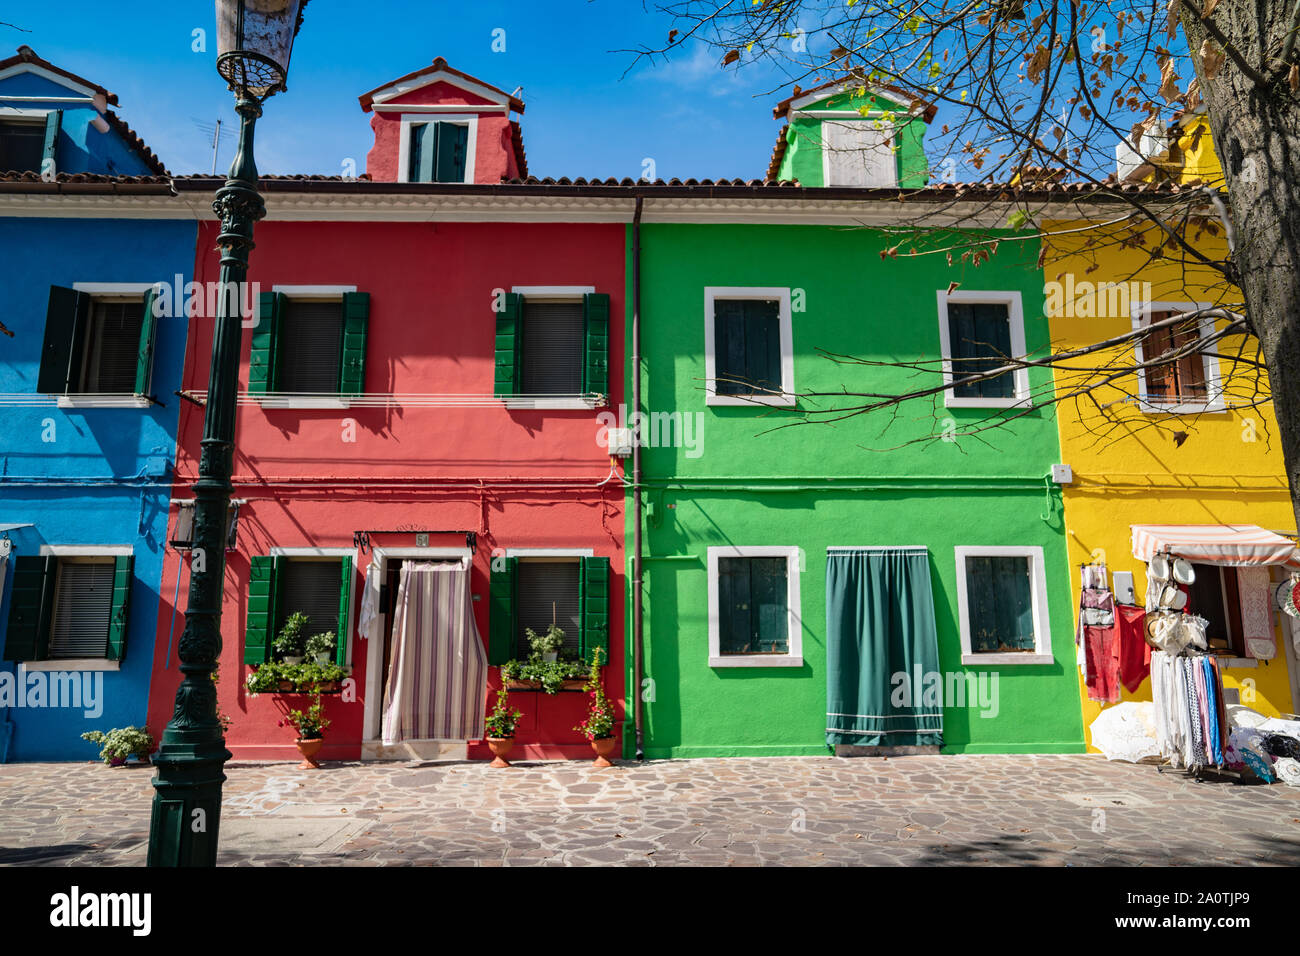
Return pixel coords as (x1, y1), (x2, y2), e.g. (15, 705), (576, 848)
(960, 652), (1053, 666)
(706, 394), (796, 408)
(23, 658), (121, 671)
(709, 654), (803, 668)
(502, 395), (605, 410)
(944, 395), (1032, 410)
(56, 395), (152, 409)
(1137, 400), (1227, 415)
(255, 396), (352, 410)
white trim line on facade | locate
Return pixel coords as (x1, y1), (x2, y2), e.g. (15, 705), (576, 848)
(368, 71), (512, 110)
(504, 548), (596, 558)
(361, 545), (476, 745)
(510, 285), (596, 298)
(38, 545), (133, 557)
(71, 282), (156, 295)
(703, 286), (796, 407)
(953, 545), (1054, 665)
(706, 545), (804, 668)
(0, 106), (53, 120)
(1130, 299), (1227, 414)
(936, 289), (1032, 409)
(396, 112), (478, 185)
(373, 103), (507, 113)
(22, 659), (121, 672)
(56, 395), (152, 409)
(0, 63), (103, 101)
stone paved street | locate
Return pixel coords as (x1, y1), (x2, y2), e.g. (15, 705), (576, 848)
(2, 754), (1299, 866)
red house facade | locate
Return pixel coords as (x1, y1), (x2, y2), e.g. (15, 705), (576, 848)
(146, 60), (626, 762)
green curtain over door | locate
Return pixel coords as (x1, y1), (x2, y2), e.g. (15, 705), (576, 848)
(825, 547), (943, 748)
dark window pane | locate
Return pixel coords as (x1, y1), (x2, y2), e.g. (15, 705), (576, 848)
(714, 299), (781, 395)
(79, 299), (143, 393)
(521, 300), (583, 394)
(965, 555), (1035, 652)
(279, 559), (343, 649)
(0, 120), (45, 173)
(718, 556), (788, 655)
(49, 560), (114, 659)
(434, 122), (468, 182)
(515, 560), (581, 658)
(948, 302), (1014, 399)
(409, 122), (435, 182)
(279, 299), (343, 393)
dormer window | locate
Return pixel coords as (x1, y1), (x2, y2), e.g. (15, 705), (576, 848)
(821, 118), (897, 187)
(0, 117), (45, 172)
(407, 119), (469, 183)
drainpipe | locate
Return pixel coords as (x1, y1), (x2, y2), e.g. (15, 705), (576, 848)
(631, 195), (645, 761)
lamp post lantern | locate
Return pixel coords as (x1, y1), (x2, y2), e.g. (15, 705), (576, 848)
(147, 0), (307, 867)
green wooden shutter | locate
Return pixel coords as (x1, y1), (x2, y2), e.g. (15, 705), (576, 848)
(579, 556), (610, 665)
(248, 291), (284, 394)
(134, 287), (160, 395)
(583, 293), (610, 399)
(745, 300), (782, 394)
(37, 286), (89, 394)
(488, 556), (517, 665)
(435, 121), (469, 182)
(494, 293), (522, 397)
(105, 554), (133, 661)
(336, 555), (353, 666)
(339, 292), (369, 396)
(409, 122), (436, 182)
(42, 110), (61, 174)
(245, 554), (278, 665)
(3, 556), (55, 662)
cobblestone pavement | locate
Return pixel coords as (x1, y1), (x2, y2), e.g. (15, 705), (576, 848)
(2, 754), (1299, 866)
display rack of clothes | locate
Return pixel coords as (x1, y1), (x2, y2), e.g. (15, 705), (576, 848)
(1077, 563), (1150, 702)
(1149, 648), (1229, 771)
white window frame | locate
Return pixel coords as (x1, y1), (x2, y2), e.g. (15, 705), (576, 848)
(936, 289), (1030, 409)
(267, 547), (359, 668)
(255, 285), (358, 409)
(27, 545), (134, 671)
(954, 545), (1053, 665)
(703, 287), (796, 407)
(1130, 299), (1225, 414)
(396, 113), (478, 184)
(817, 115), (898, 188)
(706, 545), (803, 667)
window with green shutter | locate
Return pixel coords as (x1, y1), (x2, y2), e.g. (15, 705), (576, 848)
(246, 555), (354, 665)
(494, 292), (610, 400)
(249, 293), (368, 396)
(408, 121), (469, 183)
(38, 288), (159, 396)
(487, 555), (610, 666)
(717, 556), (790, 656)
(2, 553), (131, 662)
(0, 116), (48, 173)
(962, 555), (1036, 653)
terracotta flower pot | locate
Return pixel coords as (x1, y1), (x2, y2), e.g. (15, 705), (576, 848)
(295, 737), (324, 769)
(109, 755), (127, 767)
(486, 736), (514, 768)
(591, 736), (616, 768)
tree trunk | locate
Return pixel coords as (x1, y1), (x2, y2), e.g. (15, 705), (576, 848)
(1182, 4), (1300, 534)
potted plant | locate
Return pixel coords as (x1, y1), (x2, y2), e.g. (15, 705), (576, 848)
(526, 621), (565, 663)
(80, 726), (155, 766)
(484, 688), (522, 768)
(281, 694), (331, 769)
(305, 630), (336, 665)
(273, 611), (310, 664)
(574, 647), (616, 767)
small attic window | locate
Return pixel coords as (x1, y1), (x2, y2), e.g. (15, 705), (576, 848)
(0, 117), (48, 173)
(821, 118), (897, 187)
(404, 118), (472, 183)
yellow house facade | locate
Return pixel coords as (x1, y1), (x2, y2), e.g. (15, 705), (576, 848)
(1044, 124), (1300, 748)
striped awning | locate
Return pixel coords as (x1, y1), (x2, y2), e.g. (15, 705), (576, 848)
(1131, 524), (1300, 567)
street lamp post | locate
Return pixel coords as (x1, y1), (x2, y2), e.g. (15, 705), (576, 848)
(147, 0), (307, 867)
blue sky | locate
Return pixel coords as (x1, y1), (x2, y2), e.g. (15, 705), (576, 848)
(6, 1), (808, 180)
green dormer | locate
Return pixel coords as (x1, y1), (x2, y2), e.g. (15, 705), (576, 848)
(767, 80), (934, 187)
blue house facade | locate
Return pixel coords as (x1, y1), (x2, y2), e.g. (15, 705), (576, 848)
(0, 46), (192, 761)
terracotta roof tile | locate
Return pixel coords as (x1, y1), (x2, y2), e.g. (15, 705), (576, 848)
(102, 109), (169, 176)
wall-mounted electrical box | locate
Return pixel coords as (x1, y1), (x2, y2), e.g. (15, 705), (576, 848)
(1050, 464), (1073, 484)
(606, 427), (634, 458)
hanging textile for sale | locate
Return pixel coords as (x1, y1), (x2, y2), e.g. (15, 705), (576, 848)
(1078, 564), (1120, 702)
(381, 561), (488, 745)
(1148, 648), (1227, 771)
(1115, 605), (1150, 693)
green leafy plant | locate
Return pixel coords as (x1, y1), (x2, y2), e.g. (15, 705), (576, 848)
(499, 656), (588, 695)
(281, 694), (331, 740)
(484, 688), (523, 738)
(526, 623), (565, 656)
(574, 647), (615, 741)
(273, 611), (310, 660)
(80, 726), (155, 765)
(305, 630), (336, 662)
(245, 660), (284, 695)
(246, 660), (348, 695)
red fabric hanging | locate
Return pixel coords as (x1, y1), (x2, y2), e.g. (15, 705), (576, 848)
(1115, 605), (1150, 693)
(1084, 624), (1121, 702)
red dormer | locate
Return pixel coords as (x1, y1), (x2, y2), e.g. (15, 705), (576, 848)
(358, 56), (526, 184)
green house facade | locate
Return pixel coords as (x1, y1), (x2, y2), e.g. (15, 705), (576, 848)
(624, 77), (1086, 759)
